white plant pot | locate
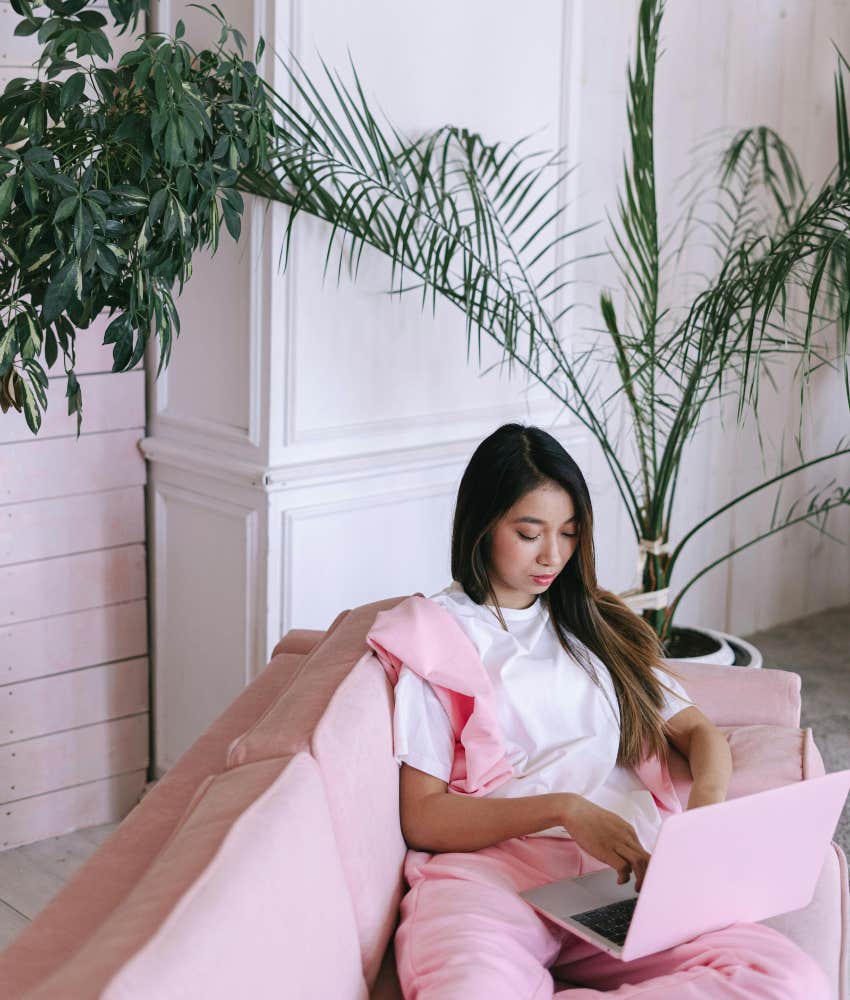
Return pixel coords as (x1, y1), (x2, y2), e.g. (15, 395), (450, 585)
(665, 626), (763, 669)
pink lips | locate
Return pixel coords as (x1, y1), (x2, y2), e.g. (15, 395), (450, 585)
(531, 574), (556, 584)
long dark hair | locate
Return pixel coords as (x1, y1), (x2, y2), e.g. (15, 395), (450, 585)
(451, 422), (685, 769)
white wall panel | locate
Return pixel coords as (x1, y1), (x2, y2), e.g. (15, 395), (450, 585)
(153, 235), (255, 443)
(283, 485), (457, 632)
(285, 0), (566, 446)
(152, 480), (259, 771)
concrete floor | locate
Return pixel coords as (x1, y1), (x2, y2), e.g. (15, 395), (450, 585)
(743, 602), (850, 863)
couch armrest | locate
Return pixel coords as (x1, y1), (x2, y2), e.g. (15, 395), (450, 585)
(271, 628), (327, 658)
(665, 659), (802, 729)
(270, 608), (353, 659)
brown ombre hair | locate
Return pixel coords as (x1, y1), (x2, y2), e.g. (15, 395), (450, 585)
(451, 422), (687, 769)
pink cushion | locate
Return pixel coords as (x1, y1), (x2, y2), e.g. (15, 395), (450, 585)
(311, 652), (408, 986)
(666, 724), (825, 807)
(25, 754), (367, 1000)
(666, 659), (801, 729)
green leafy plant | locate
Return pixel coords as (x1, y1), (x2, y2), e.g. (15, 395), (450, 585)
(0, 0), (273, 432)
(1, 0), (847, 648)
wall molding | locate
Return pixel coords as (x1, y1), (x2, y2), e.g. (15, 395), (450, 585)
(140, 415), (585, 492)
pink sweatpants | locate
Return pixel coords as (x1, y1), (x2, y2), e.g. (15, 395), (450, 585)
(394, 835), (830, 999)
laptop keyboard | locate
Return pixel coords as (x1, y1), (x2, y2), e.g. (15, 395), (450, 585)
(571, 897), (638, 946)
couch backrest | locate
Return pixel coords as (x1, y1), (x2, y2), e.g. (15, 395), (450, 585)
(227, 598), (401, 766)
(226, 594), (409, 989)
(26, 753), (369, 1000)
(0, 651), (311, 999)
(311, 651), (408, 985)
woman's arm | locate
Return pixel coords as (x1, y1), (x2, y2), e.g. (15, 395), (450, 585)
(401, 764), (652, 887)
(665, 705), (733, 810)
(400, 763), (567, 852)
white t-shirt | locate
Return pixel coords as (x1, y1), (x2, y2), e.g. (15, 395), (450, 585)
(392, 580), (695, 850)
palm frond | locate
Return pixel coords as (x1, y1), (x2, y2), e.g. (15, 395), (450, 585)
(235, 48), (647, 529)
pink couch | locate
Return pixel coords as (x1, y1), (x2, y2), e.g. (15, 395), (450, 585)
(0, 594), (846, 999)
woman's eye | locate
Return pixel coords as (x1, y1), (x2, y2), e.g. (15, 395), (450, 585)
(518, 532), (577, 541)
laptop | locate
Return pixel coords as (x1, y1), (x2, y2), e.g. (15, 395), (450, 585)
(519, 768), (850, 962)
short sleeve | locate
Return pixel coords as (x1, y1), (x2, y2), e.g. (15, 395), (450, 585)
(392, 664), (456, 782)
(652, 666), (696, 722)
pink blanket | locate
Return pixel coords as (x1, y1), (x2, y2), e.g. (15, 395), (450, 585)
(366, 594), (682, 815)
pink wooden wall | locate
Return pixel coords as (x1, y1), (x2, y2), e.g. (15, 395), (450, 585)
(0, 320), (149, 849)
(0, 5), (148, 850)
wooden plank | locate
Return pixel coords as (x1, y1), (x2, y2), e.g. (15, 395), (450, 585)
(1, 430), (146, 506)
(0, 487), (145, 566)
(0, 600), (148, 685)
(0, 898), (28, 953)
(0, 658), (148, 745)
(0, 544), (146, 627)
(1, 714), (148, 802)
(0, 769), (146, 852)
(0, 372), (145, 445)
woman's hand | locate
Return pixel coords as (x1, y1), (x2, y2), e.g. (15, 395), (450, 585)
(558, 794), (650, 891)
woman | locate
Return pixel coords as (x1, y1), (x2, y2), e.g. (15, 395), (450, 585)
(389, 423), (827, 998)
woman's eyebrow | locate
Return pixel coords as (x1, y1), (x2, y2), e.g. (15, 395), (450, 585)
(511, 516), (577, 525)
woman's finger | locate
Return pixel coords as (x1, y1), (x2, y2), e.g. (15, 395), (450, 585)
(620, 834), (650, 869)
(614, 844), (649, 888)
(631, 855), (648, 891)
(612, 850), (632, 883)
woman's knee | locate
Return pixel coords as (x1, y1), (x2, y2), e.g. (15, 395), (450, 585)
(698, 922), (830, 1000)
(395, 876), (565, 998)
(399, 954), (557, 1000)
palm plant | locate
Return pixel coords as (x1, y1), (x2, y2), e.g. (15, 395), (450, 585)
(230, 0), (850, 649)
(1, 0), (848, 648)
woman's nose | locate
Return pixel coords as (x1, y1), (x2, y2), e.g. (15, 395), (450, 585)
(539, 536), (560, 566)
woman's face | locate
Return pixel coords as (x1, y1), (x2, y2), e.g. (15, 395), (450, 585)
(486, 481), (580, 609)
